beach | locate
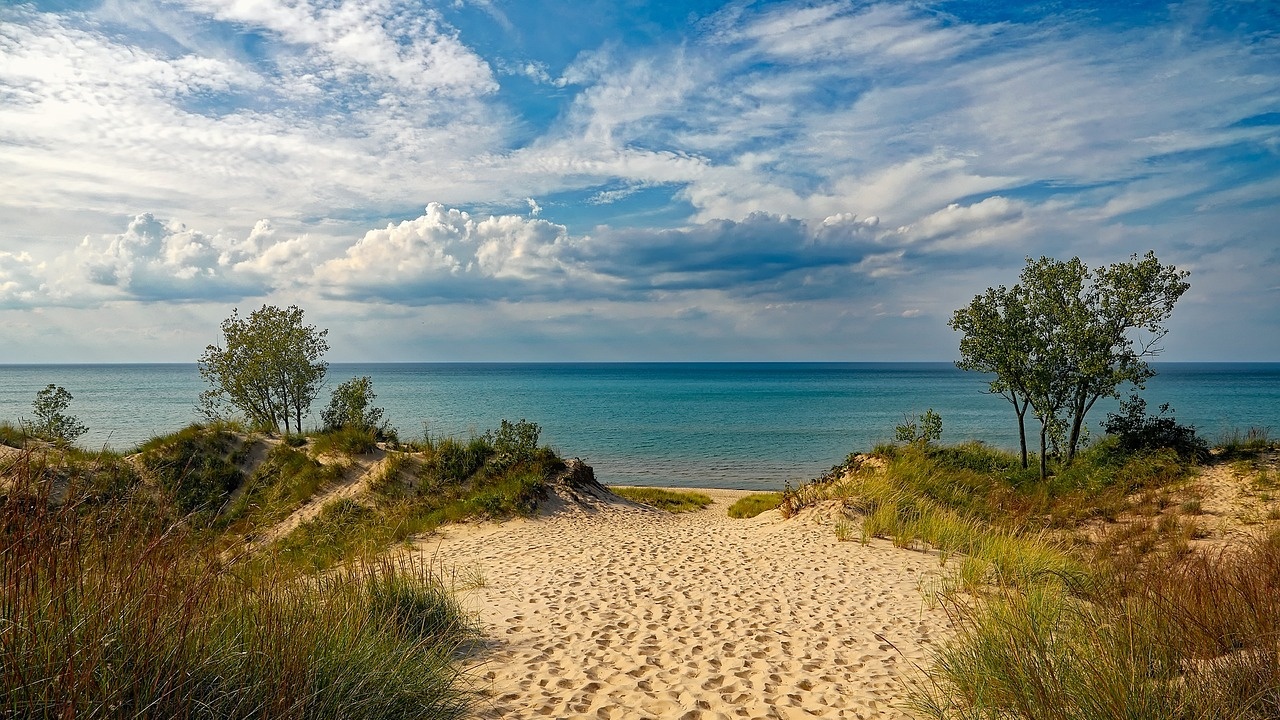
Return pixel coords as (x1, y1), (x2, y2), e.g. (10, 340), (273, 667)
(420, 488), (953, 719)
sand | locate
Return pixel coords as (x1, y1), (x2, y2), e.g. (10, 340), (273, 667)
(417, 488), (953, 719)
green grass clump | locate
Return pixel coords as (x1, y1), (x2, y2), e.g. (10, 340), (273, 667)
(727, 492), (783, 518)
(610, 486), (713, 513)
(1219, 426), (1274, 457)
(137, 423), (244, 521)
(311, 425), (379, 456)
(224, 443), (344, 528)
(0, 452), (478, 720)
(0, 421), (26, 448)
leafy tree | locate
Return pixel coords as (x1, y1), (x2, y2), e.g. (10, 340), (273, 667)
(950, 286), (1035, 468)
(27, 384), (87, 444)
(198, 305), (329, 434)
(321, 376), (386, 434)
(952, 252), (1190, 479)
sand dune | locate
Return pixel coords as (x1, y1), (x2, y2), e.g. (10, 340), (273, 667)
(419, 488), (952, 719)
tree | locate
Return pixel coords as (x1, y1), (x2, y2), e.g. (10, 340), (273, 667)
(952, 252), (1190, 479)
(321, 376), (386, 433)
(950, 286), (1035, 469)
(198, 305), (329, 434)
(27, 384), (88, 444)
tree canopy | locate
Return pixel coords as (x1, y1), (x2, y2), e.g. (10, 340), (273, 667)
(198, 305), (329, 434)
(951, 252), (1190, 478)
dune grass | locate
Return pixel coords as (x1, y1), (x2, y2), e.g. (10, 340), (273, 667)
(911, 530), (1280, 720)
(791, 431), (1279, 718)
(727, 492), (783, 518)
(1219, 426), (1274, 457)
(0, 448), (479, 720)
(610, 486), (713, 513)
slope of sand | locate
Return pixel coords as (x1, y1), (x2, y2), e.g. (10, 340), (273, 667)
(418, 489), (952, 719)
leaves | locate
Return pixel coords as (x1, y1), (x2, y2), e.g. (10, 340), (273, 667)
(198, 305), (329, 434)
(28, 384), (88, 444)
(952, 252), (1190, 477)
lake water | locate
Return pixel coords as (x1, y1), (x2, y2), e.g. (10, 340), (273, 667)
(1, 363), (1276, 491)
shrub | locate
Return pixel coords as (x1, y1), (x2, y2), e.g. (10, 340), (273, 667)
(321, 376), (389, 437)
(896, 408), (942, 446)
(485, 418), (542, 471)
(727, 492), (783, 518)
(1103, 394), (1209, 462)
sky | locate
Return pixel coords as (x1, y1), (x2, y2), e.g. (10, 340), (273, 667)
(1, 0), (1277, 362)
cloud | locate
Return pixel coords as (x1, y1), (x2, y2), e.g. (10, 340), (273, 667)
(564, 211), (888, 297)
(73, 213), (301, 302)
(315, 203), (576, 303)
(0, 251), (46, 309)
(176, 0), (496, 96)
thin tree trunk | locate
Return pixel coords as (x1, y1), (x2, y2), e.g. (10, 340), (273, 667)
(1039, 419), (1049, 480)
(1016, 398), (1029, 469)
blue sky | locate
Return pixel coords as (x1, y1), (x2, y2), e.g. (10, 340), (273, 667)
(0, 0), (1277, 361)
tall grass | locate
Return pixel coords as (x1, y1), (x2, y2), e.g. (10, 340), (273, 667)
(1219, 426), (1274, 456)
(911, 530), (1280, 719)
(0, 449), (479, 720)
(801, 435), (1280, 719)
(223, 443), (343, 528)
(269, 426), (563, 571)
(610, 486), (713, 513)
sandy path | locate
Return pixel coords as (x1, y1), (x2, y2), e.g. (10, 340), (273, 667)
(419, 489), (951, 719)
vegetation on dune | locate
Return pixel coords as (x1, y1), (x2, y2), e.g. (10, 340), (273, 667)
(786, 405), (1280, 717)
(0, 449), (479, 720)
(610, 486), (713, 513)
(727, 492), (783, 518)
(269, 418), (563, 571)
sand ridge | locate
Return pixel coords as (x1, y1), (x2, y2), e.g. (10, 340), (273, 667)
(421, 489), (952, 719)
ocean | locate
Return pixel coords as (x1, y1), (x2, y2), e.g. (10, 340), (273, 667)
(1, 363), (1277, 491)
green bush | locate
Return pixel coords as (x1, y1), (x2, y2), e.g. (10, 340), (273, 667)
(26, 384), (88, 445)
(1103, 394), (1210, 462)
(485, 418), (542, 471)
(322, 376), (389, 437)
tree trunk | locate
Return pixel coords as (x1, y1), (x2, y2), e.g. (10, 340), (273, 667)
(1016, 398), (1029, 470)
(1039, 419), (1049, 480)
(1066, 406), (1085, 465)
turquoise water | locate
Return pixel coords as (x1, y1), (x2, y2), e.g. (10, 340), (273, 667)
(1, 363), (1277, 491)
